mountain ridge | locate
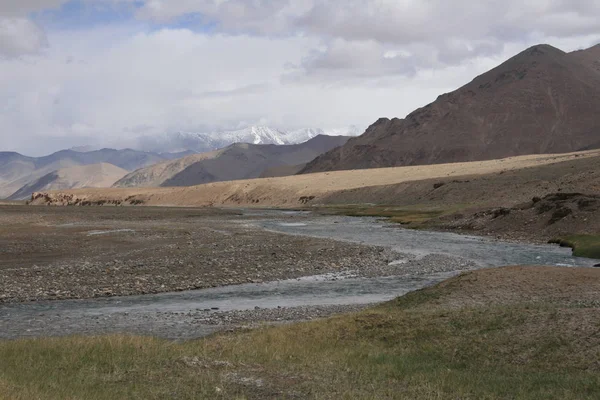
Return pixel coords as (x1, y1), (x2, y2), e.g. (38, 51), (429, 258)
(113, 134), (350, 188)
(300, 43), (600, 174)
(123, 126), (360, 153)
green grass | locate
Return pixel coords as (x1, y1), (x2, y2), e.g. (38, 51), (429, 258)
(315, 204), (460, 227)
(550, 235), (600, 259)
(2, 271), (600, 399)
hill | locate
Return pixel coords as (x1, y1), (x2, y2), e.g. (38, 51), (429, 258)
(300, 44), (600, 173)
(8, 163), (128, 200)
(0, 149), (168, 199)
(113, 135), (349, 188)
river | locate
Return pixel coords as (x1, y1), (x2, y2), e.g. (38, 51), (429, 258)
(1, 212), (596, 339)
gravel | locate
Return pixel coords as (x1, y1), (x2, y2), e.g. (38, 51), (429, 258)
(0, 304), (374, 340)
(0, 206), (393, 303)
(0, 205), (479, 340)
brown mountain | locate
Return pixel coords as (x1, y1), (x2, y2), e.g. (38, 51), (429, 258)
(114, 135), (349, 188)
(8, 163), (128, 200)
(300, 44), (600, 174)
(0, 148), (168, 199)
(570, 44), (600, 74)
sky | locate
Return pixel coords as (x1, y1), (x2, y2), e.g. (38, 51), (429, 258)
(1, 0), (600, 155)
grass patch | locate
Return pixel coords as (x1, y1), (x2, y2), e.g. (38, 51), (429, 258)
(2, 271), (600, 399)
(316, 204), (456, 227)
(549, 235), (600, 259)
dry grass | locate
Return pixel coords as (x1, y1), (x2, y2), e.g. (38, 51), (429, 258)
(1, 267), (600, 399)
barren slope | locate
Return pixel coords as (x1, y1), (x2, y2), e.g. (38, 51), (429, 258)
(301, 44), (600, 173)
(0, 152), (80, 198)
(571, 44), (600, 74)
(10, 163), (128, 200)
(112, 150), (222, 188)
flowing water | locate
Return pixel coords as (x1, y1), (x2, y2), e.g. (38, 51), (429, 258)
(1, 212), (596, 339)
(260, 215), (596, 268)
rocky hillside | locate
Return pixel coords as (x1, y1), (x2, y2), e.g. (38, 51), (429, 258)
(438, 192), (600, 242)
(114, 135), (349, 188)
(8, 163), (128, 200)
(300, 44), (600, 173)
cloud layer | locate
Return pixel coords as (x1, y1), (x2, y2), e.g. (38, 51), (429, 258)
(0, 17), (48, 57)
(1, 0), (600, 155)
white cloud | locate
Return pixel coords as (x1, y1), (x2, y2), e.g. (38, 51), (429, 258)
(0, 0), (136, 58)
(0, 17), (48, 57)
(133, 1), (600, 43)
(132, 0), (600, 78)
(1, 0), (600, 155)
(0, 0), (139, 16)
(136, 0), (312, 34)
(0, 1), (70, 16)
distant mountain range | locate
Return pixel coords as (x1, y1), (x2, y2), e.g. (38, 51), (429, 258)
(113, 135), (350, 188)
(8, 163), (128, 201)
(301, 44), (600, 174)
(109, 126), (361, 154)
(1, 128), (354, 199)
(0, 148), (169, 200)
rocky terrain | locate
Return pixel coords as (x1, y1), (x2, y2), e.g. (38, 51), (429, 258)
(0, 303), (375, 340)
(301, 44), (600, 173)
(437, 192), (600, 242)
(113, 135), (349, 188)
(0, 204), (485, 340)
(0, 205), (394, 303)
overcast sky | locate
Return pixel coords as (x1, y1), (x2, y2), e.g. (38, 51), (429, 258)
(2, 0), (600, 155)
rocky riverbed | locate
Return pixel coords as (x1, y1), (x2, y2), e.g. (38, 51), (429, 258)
(3, 204), (594, 340)
(0, 303), (374, 340)
(0, 205), (405, 303)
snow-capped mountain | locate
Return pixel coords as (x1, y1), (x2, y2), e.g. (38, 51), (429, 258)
(124, 126), (360, 154)
(216, 126), (292, 146)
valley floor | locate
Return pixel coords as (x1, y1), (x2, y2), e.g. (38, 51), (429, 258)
(0, 205), (478, 340)
(0, 203), (599, 398)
